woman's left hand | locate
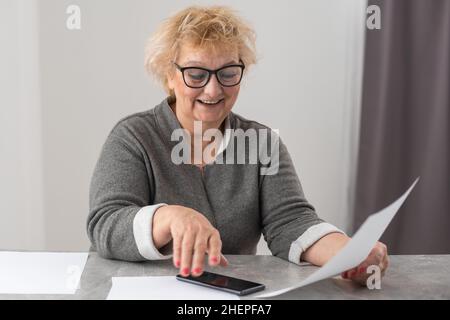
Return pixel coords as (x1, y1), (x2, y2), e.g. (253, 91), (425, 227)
(341, 241), (389, 286)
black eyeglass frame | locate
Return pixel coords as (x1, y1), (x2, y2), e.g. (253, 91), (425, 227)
(173, 61), (246, 88)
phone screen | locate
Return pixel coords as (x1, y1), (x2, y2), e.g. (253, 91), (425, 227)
(176, 271), (265, 296)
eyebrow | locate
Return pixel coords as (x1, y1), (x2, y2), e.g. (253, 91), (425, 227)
(183, 60), (239, 68)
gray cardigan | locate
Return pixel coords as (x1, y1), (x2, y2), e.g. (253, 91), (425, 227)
(87, 98), (342, 263)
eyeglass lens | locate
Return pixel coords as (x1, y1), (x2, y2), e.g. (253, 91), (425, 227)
(183, 66), (243, 88)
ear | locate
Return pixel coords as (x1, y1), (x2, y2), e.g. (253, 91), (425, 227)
(167, 71), (176, 91)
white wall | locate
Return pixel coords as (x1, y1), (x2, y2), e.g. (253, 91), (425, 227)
(236, 0), (367, 253)
(0, 0), (45, 250)
(0, 0), (366, 253)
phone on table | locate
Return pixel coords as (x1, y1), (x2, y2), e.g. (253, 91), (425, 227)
(176, 271), (265, 296)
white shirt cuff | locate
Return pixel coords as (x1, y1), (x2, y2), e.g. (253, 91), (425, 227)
(133, 204), (173, 260)
(288, 222), (346, 265)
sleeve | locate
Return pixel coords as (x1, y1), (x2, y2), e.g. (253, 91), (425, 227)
(87, 125), (171, 261)
(259, 136), (345, 265)
(133, 204), (173, 260)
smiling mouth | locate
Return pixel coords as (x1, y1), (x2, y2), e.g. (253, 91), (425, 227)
(196, 99), (224, 106)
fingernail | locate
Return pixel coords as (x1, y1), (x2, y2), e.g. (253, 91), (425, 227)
(358, 266), (364, 273)
(211, 257), (218, 263)
(182, 268), (189, 275)
(193, 268), (202, 274)
(175, 260), (180, 267)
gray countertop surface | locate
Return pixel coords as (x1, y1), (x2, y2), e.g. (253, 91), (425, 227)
(1, 253), (449, 300)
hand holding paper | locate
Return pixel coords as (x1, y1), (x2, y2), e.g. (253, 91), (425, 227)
(257, 178), (419, 298)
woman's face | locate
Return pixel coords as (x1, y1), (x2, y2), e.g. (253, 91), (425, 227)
(167, 44), (241, 127)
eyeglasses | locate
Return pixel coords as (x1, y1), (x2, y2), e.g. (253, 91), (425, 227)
(173, 61), (245, 88)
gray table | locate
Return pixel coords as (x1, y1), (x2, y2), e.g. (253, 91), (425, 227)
(1, 253), (449, 299)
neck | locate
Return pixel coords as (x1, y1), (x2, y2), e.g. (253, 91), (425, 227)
(170, 100), (226, 165)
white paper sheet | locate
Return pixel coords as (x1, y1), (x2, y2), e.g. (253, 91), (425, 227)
(0, 252), (88, 294)
(257, 178), (419, 298)
(107, 276), (240, 300)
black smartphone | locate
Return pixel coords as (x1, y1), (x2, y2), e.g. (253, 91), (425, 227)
(176, 271), (265, 296)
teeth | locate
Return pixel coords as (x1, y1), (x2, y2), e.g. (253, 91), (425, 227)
(199, 99), (222, 105)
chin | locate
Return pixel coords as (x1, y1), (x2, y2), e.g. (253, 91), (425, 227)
(194, 113), (223, 123)
(193, 104), (227, 123)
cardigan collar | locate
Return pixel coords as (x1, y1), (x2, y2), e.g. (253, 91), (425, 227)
(154, 97), (233, 156)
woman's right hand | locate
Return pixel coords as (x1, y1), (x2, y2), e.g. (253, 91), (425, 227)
(152, 205), (228, 277)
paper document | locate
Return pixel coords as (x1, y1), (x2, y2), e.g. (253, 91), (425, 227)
(107, 276), (239, 300)
(257, 178), (419, 298)
(0, 252), (88, 294)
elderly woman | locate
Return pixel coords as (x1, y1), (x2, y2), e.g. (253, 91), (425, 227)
(88, 5), (388, 285)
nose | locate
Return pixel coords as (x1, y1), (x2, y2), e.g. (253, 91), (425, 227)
(203, 73), (223, 97)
